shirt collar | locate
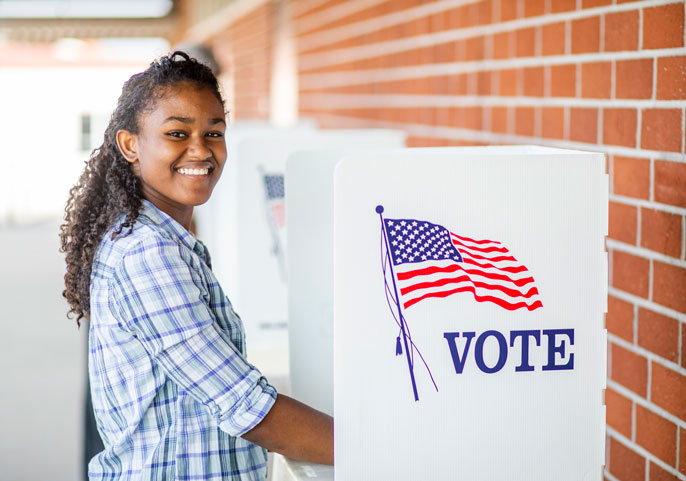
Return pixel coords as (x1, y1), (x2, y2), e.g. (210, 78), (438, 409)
(138, 199), (210, 263)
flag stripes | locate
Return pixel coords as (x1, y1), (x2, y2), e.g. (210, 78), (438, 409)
(384, 217), (543, 312)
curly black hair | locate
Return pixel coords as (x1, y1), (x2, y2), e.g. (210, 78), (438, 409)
(60, 50), (225, 326)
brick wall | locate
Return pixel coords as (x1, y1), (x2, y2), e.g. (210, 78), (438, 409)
(206, 1), (686, 479)
(208, 1), (275, 119)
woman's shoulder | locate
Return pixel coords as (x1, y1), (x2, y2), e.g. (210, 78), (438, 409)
(95, 213), (174, 271)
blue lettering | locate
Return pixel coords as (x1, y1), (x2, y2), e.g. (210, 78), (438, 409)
(509, 330), (541, 372)
(542, 329), (575, 371)
(443, 331), (475, 374)
(475, 330), (508, 374)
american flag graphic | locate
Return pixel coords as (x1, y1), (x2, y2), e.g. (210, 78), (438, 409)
(383, 217), (543, 311)
(263, 174), (285, 228)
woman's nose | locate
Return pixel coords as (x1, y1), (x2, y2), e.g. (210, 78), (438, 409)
(187, 135), (212, 159)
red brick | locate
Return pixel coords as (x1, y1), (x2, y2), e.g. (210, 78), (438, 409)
(466, 35), (484, 61)
(523, 67), (544, 96)
(493, 32), (511, 59)
(603, 108), (637, 148)
(500, 0), (518, 21)
(612, 250), (649, 298)
(650, 463), (679, 481)
(572, 16), (600, 53)
(604, 10), (639, 52)
(477, 71), (491, 95)
(655, 161), (686, 208)
(541, 107), (564, 139)
(542, 22), (565, 56)
(657, 57), (686, 100)
(474, 1), (492, 25)
(516, 27), (535, 57)
(636, 405), (678, 465)
(441, 106), (457, 127)
(641, 208), (682, 258)
(643, 3), (685, 49)
(613, 156), (650, 199)
(453, 74), (470, 95)
(515, 107), (535, 136)
(581, 62), (611, 98)
(609, 436), (646, 481)
(550, 64), (576, 97)
(524, 0), (545, 17)
(680, 428), (686, 475)
(570, 108), (598, 143)
(616, 59), (653, 99)
(455, 106), (483, 130)
(641, 109), (683, 153)
(606, 387), (632, 437)
(651, 362), (686, 420)
(612, 343), (648, 396)
(491, 106), (509, 133)
(550, 0), (576, 13)
(583, 0), (611, 6)
(638, 307), (679, 363)
(498, 69), (518, 96)
(653, 262), (686, 313)
(607, 295), (634, 342)
(434, 42), (456, 63)
(609, 201), (637, 244)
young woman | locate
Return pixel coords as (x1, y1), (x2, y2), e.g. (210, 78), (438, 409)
(60, 51), (333, 480)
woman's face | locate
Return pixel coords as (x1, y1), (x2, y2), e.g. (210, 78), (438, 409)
(118, 82), (227, 224)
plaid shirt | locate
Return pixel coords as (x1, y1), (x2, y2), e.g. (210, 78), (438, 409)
(88, 199), (277, 480)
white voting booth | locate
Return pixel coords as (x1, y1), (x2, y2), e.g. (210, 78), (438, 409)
(280, 146), (607, 481)
(194, 127), (406, 374)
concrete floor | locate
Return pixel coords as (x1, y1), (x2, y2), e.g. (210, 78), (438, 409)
(0, 218), (83, 481)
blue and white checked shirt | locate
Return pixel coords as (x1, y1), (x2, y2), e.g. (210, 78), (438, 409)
(88, 199), (277, 480)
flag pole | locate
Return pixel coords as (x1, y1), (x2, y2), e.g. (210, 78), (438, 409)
(376, 205), (419, 402)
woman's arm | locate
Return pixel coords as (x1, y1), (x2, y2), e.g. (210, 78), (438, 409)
(241, 394), (334, 465)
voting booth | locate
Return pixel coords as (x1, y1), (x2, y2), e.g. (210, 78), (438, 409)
(284, 146), (607, 481)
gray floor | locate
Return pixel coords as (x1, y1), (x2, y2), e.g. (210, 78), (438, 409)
(0, 218), (83, 481)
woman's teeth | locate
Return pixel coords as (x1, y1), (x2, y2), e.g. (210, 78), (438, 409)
(177, 168), (209, 175)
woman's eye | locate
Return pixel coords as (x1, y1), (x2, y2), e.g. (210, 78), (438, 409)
(207, 131), (224, 138)
(167, 131), (187, 138)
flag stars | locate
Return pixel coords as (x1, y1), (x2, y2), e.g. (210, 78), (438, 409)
(386, 218), (463, 266)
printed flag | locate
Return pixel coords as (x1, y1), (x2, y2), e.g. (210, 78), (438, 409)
(383, 217), (543, 311)
(377, 206), (543, 401)
(263, 174), (285, 229)
(261, 171), (287, 281)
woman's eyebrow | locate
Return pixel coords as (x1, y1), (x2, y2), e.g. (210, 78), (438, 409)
(163, 116), (226, 125)
(163, 116), (193, 124)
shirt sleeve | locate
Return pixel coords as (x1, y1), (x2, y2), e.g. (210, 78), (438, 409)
(108, 234), (276, 437)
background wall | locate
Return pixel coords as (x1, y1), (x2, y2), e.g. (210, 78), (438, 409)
(202, 1), (686, 480)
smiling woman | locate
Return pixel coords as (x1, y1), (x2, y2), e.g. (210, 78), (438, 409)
(115, 82), (227, 230)
(59, 51), (333, 480)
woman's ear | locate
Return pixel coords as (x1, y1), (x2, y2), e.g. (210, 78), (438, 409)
(116, 129), (138, 164)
